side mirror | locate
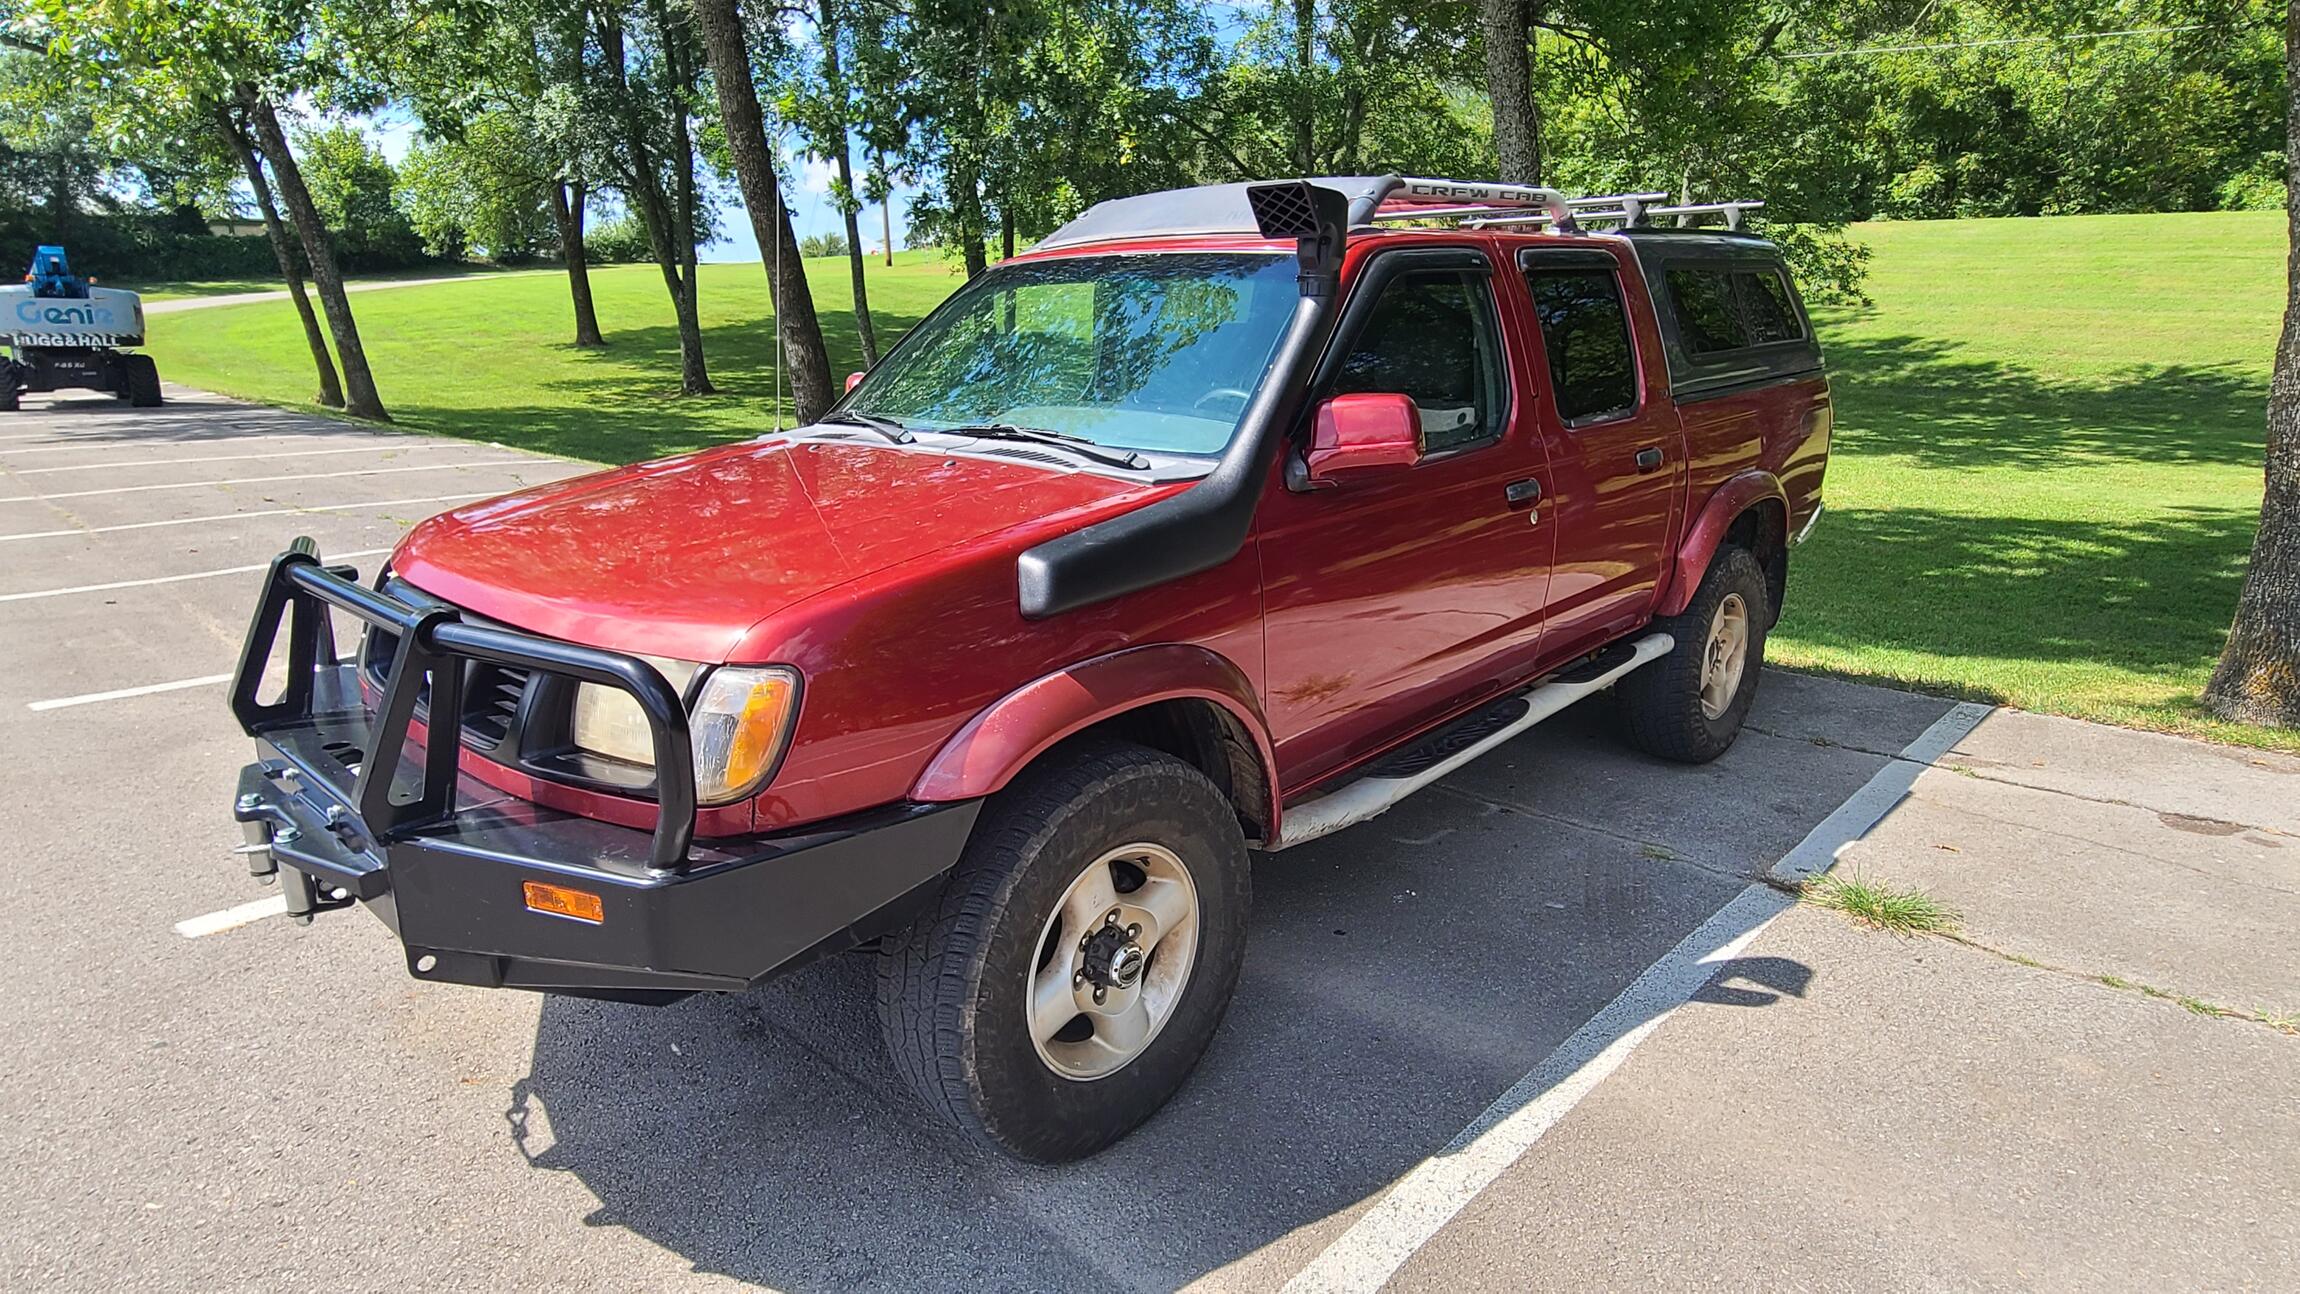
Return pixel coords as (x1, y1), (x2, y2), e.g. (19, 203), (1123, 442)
(1305, 393), (1421, 487)
(845, 371), (865, 393)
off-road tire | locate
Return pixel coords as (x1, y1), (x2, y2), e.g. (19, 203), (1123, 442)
(876, 739), (1251, 1163)
(1617, 544), (1770, 763)
(0, 384), (16, 412)
(121, 354), (163, 407)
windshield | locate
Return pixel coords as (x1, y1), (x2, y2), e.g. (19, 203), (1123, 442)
(843, 252), (1297, 455)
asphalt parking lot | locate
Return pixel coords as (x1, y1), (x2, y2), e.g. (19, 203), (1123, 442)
(4, 389), (2292, 1292)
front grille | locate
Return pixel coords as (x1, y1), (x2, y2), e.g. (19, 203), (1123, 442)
(359, 580), (537, 753)
(463, 665), (531, 746)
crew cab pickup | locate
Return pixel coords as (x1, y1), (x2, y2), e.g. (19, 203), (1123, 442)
(226, 176), (1828, 1163)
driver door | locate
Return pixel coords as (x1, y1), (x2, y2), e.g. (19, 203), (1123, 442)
(1255, 246), (1556, 791)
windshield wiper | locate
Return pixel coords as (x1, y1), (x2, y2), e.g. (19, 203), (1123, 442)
(819, 410), (915, 444)
(941, 423), (1149, 471)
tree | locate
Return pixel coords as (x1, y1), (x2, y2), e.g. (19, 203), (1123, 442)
(2205, 0), (2300, 726)
(1481, 0), (1538, 183)
(382, 0), (609, 344)
(799, 0), (878, 366)
(239, 88), (391, 420)
(692, 0), (834, 421)
(1193, 1), (1490, 183)
(594, 0), (715, 394)
(399, 112), (558, 262)
(293, 122), (423, 268)
(214, 103), (343, 408)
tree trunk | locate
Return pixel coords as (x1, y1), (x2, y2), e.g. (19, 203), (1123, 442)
(216, 104), (342, 409)
(1292, 0), (1317, 173)
(549, 181), (606, 347)
(874, 159), (892, 265)
(600, 8), (712, 395)
(666, 27), (714, 397)
(1483, 0), (1541, 184)
(2204, 0), (2300, 727)
(954, 160), (988, 279)
(820, 0), (877, 367)
(238, 87), (388, 422)
(693, 0), (835, 422)
(878, 150), (894, 266)
(1000, 203), (1015, 261)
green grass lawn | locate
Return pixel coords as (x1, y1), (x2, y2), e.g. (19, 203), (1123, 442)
(140, 218), (2291, 749)
(1777, 211), (2285, 750)
(144, 250), (961, 459)
(128, 262), (552, 302)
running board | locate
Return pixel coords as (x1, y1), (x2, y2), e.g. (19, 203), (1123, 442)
(1266, 632), (1675, 851)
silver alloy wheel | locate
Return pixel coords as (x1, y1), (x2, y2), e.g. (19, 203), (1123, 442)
(1027, 842), (1201, 1081)
(1699, 592), (1751, 721)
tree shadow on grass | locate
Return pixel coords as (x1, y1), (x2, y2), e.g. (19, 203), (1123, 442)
(1782, 503), (2257, 680)
(1821, 332), (2266, 470)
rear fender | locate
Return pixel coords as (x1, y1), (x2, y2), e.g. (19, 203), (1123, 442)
(1657, 470), (1788, 617)
(912, 644), (1280, 832)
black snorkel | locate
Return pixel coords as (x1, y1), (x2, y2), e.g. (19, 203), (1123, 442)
(1015, 180), (1356, 619)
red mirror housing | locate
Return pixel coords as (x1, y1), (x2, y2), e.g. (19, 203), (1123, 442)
(845, 371), (866, 393)
(1306, 393), (1421, 486)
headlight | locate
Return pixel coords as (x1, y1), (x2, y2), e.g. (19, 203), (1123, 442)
(568, 661), (800, 806)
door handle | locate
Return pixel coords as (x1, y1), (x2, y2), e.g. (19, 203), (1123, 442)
(1503, 478), (1542, 508)
(1634, 447), (1665, 473)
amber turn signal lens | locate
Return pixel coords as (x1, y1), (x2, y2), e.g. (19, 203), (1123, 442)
(523, 880), (604, 924)
(688, 666), (802, 804)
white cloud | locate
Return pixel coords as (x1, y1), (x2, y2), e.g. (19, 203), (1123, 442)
(799, 156), (837, 196)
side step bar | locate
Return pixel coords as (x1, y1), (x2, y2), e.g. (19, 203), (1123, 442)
(1266, 632), (1675, 851)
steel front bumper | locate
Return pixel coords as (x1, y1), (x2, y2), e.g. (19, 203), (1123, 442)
(227, 546), (978, 1001)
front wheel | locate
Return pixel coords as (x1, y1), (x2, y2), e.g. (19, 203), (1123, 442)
(1617, 544), (1770, 763)
(876, 739), (1250, 1162)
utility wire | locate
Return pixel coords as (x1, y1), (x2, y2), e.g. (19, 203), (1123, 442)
(1780, 24), (2203, 60)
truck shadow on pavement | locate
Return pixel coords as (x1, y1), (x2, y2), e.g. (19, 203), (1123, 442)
(507, 671), (1956, 1291)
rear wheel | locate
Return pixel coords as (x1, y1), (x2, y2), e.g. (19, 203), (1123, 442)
(1617, 545), (1769, 763)
(120, 354), (163, 407)
(876, 739), (1250, 1162)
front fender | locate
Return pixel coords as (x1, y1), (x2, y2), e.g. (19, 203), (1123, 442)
(1656, 469), (1788, 617)
(911, 644), (1280, 831)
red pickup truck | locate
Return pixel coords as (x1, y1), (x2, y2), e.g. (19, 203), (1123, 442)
(227, 176), (1828, 1162)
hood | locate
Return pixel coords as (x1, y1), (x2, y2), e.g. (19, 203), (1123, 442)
(389, 436), (1170, 661)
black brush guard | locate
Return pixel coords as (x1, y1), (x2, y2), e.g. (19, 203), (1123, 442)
(227, 541), (979, 1002)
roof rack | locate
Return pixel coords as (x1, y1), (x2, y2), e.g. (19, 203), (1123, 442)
(1031, 176), (1766, 254)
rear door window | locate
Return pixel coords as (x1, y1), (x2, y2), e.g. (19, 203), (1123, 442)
(1664, 268), (1748, 355)
(1524, 258), (1638, 425)
(1332, 269), (1508, 454)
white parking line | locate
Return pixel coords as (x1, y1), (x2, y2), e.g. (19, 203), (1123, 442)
(175, 894), (289, 938)
(12, 443), (473, 473)
(0, 547), (393, 604)
(0, 489), (500, 542)
(0, 458), (534, 503)
(27, 672), (235, 711)
(1281, 700), (1996, 1294)
(0, 435), (327, 456)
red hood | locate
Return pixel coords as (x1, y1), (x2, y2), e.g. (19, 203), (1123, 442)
(390, 438), (1170, 660)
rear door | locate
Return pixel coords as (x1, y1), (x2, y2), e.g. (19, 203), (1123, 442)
(1516, 246), (1686, 660)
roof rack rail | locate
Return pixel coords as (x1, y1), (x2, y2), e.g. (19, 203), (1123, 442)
(1462, 195), (1764, 233)
(1368, 177), (1569, 220)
